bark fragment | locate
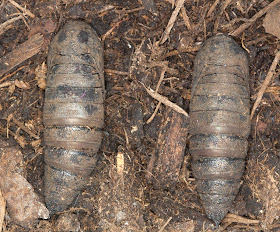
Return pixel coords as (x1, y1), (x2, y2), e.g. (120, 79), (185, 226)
(147, 107), (188, 190)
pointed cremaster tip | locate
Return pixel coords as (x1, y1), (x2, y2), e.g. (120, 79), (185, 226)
(205, 208), (229, 226)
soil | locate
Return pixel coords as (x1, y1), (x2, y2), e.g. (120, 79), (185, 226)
(1, 0), (280, 231)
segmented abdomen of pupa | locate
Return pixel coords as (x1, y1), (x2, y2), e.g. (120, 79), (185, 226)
(43, 20), (104, 214)
(189, 34), (250, 225)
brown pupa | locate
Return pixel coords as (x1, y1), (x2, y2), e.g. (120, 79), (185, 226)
(189, 34), (250, 225)
(43, 20), (104, 214)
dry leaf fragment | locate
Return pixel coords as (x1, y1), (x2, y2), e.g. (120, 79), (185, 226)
(40, 19), (56, 34)
(35, 62), (47, 89)
(25, 120), (35, 131)
(8, 82), (15, 94)
(31, 139), (41, 149)
(0, 81), (11, 89)
(263, 5), (280, 39)
(15, 79), (30, 89)
(14, 135), (27, 148)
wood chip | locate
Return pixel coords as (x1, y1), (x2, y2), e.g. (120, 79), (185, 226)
(0, 33), (44, 78)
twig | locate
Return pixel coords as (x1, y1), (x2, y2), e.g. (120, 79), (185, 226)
(206, 0), (220, 17)
(142, 83), (189, 117)
(156, 46), (200, 61)
(0, 189), (5, 232)
(147, 61), (178, 75)
(0, 15), (23, 36)
(0, 0), (5, 10)
(95, 5), (115, 14)
(10, 115), (40, 139)
(8, 0), (35, 18)
(104, 69), (129, 76)
(123, 127), (129, 146)
(158, 217), (172, 232)
(236, 1), (245, 14)
(222, 17), (248, 29)
(102, 17), (128, 41)
(0, 66), (28, 83)
(213, 0), (232, 34)
(251, 50), (280, 119)
(160, 0), (185, 44)
(230, 0), (280, 37)
(246, 0), (258, 14)
(246, 34), (271, 46)
(0, 33), (44, 78)
(146, 67), (167, 124)
(14, 12), (30, 30)
(155, 66), (167, 92)
(180, 5), (192, 30)
(223, 213), (259, 224)
(146, 102), (161, 124)
(116, 6), (144, 14)
(241, 32), (250, 53)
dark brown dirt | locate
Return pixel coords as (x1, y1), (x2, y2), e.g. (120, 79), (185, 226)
(1, 0), (280, 231)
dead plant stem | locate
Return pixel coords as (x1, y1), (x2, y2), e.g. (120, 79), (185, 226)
(251, 50), (280, 119)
